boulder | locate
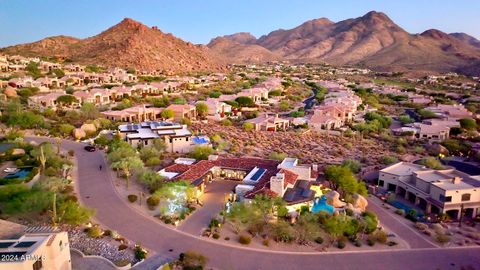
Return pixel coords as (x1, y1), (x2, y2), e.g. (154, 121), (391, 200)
(73, 128), (86, 140)
(352, 193), (368, 212)
(426, 143), (449, 156)
(325, 190), (346, 208)
(4, 87), (17, 98)
(11, 148), (25, 156)
(80, 123), (97, 134)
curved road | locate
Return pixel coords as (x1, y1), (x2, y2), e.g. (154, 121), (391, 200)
(28, 137), (480, 270)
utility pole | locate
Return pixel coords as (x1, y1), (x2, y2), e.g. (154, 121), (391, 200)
(459, 203), (465, 228)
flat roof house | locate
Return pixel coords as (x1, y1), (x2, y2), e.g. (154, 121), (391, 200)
(0, 220), (71, 270)
(118, 121), (194, 153)
(378, 162), (480, 219)
(102, 105), (163, 122)
(165, 104), (197, 122)
(245, 113), (289, 131)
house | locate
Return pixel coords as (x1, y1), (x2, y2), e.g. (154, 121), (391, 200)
(165, 104), (197, 122)
(73, 88), (111, 105)
(118, 121), (194, 153)
(393, 119), (460, 142)
(35, 77), (65, 88)
(0, 220), (71, 270)
(378, 162), (480, 219)
(102, 105), (163, 122)
(160, 156), (318, 207)
(28, 91), (79, 110)
(425, 104), (473, 120)
(245, 113), (289, 131)
(198, 99), (232, 120)
(309, 105), (348, 130)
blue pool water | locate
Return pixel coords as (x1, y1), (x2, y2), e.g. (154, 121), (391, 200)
(311, 195), (334, 215)
(4, 167), (33, 180)
(391, 200), (424, 217)
(193, 137), (209, 145)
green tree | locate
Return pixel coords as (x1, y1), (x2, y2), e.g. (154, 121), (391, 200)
(398, 115), (414, 125)
(80, 103), (100, 119)
(243, 122), (254, 131)
(324, 165), (367, 199)
(112, 156), (144, 188)
(196, 102), (208, 118)
(52, 69), (65, 78)
(342, 159), (361, 173)
(419, 157), (444, 169)
(137, 169), (165, 192)
(268, 151), (287, 161)
(26, 61), (42, 78)
(58, 200), (95, 225)
(58, 124), (75, 137)
(235, 96), (254, 107)
(94, 134), (110, 146)
(189, 146), (214, 160)
(459, 118), (477, 131)
(161, 109), (174, 119)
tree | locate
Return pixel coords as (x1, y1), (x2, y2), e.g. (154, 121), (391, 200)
(57, 199), (95, 225)
(58, 124), (75, 137)
(243, 122), (254, 131)
(398, 115), (414, 125)
(80, 103), (100, 119)
(295, 212), (319, 244)
(112, 156), (144, 188)
(324, 165), (367, 200)
(25, 61), (41, 78)
(279, 100), (291, 111)
(268, 151), (287, 161)
(180, 251), (208, 270)
(196, 102), (208, 118)
(94, 134), (110, 146)
(52, 68), (65, 78)
(459, 118), (477, 131)
(419, 157), (444, 169)
(107, 145), (136, 163)
(189, 146), (214, 160)
(161, 109), (174, 119)
(342, 159), (361, 173)
(209, 91), (221, 98)
(137, 169), (164, 192)
(235, 96), (254, 107)
(139, 146), (160, 163)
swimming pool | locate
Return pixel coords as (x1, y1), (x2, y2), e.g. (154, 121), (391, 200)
(391, 200), (424, 217)
(193, 137), (209, 145)
(4, 167), (33, 180)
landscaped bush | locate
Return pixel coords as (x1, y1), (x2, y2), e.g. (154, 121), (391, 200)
(44, 167), (57, 177)
(134, 245), (147, 261)
(114, 259), (130, 267)
(367, 238), (375, 246)
(337, 241), (346, 249)
(87, 226), (103, 238)
(435, 233), (451, 244)
(238, 235), (252, 245)
(224, 237), (230, 241)
(262, 239), (270, 246)
(373, 230), (388, 244)
(212, 233), (220, 239)
(354, 240), (362, 247)
(395, 209), (405, 215)
(146, 196), (160, 209)
(179, 251), (208, 270)
(387, 241), (398, 246)
(414, 222), (428, 231)
(314, 236), (324, 244)
(127, 194), (138, 203)
(118, 244), (128, 251)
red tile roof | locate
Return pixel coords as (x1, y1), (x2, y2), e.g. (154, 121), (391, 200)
(163, 163), (191, 174)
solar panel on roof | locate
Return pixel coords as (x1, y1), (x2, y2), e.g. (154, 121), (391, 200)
(284, 191), (295, 201)
(0, 242), (15, 248)
(250, 168), (266, 181)
(301, 189), (312, 198)
(14, 241), (36, 248)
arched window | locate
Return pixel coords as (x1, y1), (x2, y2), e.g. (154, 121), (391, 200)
(461, 193), (471, 202)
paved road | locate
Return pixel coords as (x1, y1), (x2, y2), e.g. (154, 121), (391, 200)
(28, 137), (480, 270)
(367, 197), (436, 249)
(178, 180), (237, 235)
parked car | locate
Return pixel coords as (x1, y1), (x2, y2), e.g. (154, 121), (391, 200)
(84, 145), (96, 152)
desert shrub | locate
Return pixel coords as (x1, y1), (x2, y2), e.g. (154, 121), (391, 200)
(414, 222), (428, 231)
(134, 245), (147, 261)
(314, 236), (324, 244)
(44, 167), (58, 177)
(435, 233), (451, 244)
(238, 235), (252, 245)
(145, 157), (161, 166)
(373, 230), (388, 244)
(146, 196), (160, 209)
(87, 226), (103, 238)
(354, 240), (362, 247)
(212, 233), (220, 239)
(118, 244), (128, 251)
(367, 237), (375, 246)
(262, 239), (270, 246)
(68, 150), (75, 157)
(387, 241), (398, 246)
(224, 237), (230, 241)
(127, 194), (138, 203)
(179, 251), (208, 270)
(395, 209), (405, 216)
(337, 240), (346, 249)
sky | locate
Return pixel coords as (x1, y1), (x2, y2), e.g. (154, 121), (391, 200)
(1, 0), (479, 47)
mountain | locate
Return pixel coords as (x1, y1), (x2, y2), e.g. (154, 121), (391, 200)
(1, 18), (226, 72)
(449, 32), (480, 49)
(210, 11), (480, 75)
(207, 36), (280, 63)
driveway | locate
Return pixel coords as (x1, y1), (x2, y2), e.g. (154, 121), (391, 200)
(367, 196), (437, 249)
(27, 137), (480, 270)
(178, 180), (238, 235)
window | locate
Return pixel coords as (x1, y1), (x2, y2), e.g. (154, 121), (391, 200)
(378, 180), (384, 187)
(439, 195), (452, 202)
(461, 193), (471, 202)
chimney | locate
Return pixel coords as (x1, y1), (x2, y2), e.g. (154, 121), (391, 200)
(452, 177), (461, 184)
(270, 173), (285, 197)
